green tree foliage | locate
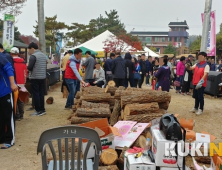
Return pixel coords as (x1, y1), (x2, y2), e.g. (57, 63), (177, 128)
(149, 46), (157, 52)
(163, 43), (176, 55)
(189, 36), (201, 53)
(33, 15), (67, 53)
(216, 23), (222, 56)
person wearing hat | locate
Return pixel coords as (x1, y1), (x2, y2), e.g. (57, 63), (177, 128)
(90, 62), (106, 87)
(61, 50), (73, 92)
(10, 47), (27, 120)
(0, 49), (18, 149)
(181, 55), (194, 95)
(27, 42), (47, 116)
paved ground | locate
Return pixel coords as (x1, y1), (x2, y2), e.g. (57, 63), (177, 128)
(0, 82), (221, 170)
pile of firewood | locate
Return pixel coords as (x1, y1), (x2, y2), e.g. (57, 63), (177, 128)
(68, 80), (171, 126)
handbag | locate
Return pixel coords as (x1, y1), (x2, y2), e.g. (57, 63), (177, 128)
(134, 72), (141, 80)
(174, 77), (181, 87)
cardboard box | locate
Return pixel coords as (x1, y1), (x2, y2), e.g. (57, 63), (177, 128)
(79, 118), (121, 158)
(124, 154), (156, 170)
(159, 166), (190, 170)
(152, 129), (184, 167)
(216, 156), (222, 170)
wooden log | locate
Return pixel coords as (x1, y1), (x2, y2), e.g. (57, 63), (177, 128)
(124, 102), (159, 117)
(100, 148), (118, 165)
(114, 90), (126, 100)
(76, 108), (111, 118)
(118, 146), (129, 164)
(118, 86), (126, 90)
(195, 156), (211, 164)
(99, 165), (119, 170)
(82, 86), (105, 95)
(75, 91), (82, 99)
(81, 100), (109, 108)
(118, 116), (122, 121)
(124, 109), (166, 123)
(80, 93), (111, 103)
(121, 91), (171, 108)
(70, 117), (102, 124)
(63, 86), (69, 98)
(67, 113), (75, 120)
(108, 80), (116, 87)
(105, 85), (118, 96)
(133, 135), (147, 148)
(46, 97), (54, 104)
(74, 99), (80, 105)
(158, 101), (170, 110)
(120, 110), (124, 119)
(110, 100), (121, 126)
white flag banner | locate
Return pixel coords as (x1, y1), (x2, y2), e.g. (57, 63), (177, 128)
(2, 14), (15, 52)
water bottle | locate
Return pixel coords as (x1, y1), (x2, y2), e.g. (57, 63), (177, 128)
(143, 138), (151, 157)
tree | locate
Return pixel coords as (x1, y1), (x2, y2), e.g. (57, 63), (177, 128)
(149, 46), (157, 52)
(103, 34), (137, 53)
(33, 15), (67, 54)
(163, 43), (176, 56)
(0, 0), (27, 16)
(19, 35), (39, 45)
(216, 23), (222, 56)
(189, 36), (201, 53)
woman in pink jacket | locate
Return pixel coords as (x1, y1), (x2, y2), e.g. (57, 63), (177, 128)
(176, 56), (186, 93)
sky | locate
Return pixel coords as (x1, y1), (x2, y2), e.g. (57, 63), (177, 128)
(14, 0), (222, 37)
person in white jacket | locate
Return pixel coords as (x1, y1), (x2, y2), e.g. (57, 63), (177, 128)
(91, 62), (106, 87)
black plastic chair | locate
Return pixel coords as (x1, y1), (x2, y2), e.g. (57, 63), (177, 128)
(37, 126), (102, 170)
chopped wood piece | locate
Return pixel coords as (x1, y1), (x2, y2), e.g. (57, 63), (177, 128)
(120, 110), (124, 119)
(70, 117), (102, 124)
(108, 80), (116, 87)
(81, 93), (111, 103)
(158, 101), (170, 110)
(133, 135), (146, 148)
(105, 85), (118, 96)
(110, 100), (121, 126)
(124, 109), (166, 123)
(82, 86), (105, 95)
(99, 165), (119, 170)
(100, 148), (118, 165)
(46, 97), (54, 104)
(195, 156), (211, 164)
(75, 91), (82, 99)
(124, 102), (159, 117)
(121, 91), (171, 108)
(76, 108), (111, 118)
(81, 101), (109, 108)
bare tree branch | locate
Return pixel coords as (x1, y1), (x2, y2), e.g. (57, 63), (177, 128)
(0, 0), (27, 16)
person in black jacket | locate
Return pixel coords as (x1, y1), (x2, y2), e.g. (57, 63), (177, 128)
(112, 52), (126, 87)
(104, 53), (115, 86)
(138, 54), (148, 88)
(124, 53), (135, 88)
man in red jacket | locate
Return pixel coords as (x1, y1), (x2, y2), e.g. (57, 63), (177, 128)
(10, 47), (27, 120)
(187, 52), (209, 115)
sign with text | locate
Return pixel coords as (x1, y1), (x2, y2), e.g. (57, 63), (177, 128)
(201, 11), (216, 56)
(2, 14), (15, 52)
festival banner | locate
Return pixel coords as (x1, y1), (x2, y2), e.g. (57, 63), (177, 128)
(201, 11), (216, 56)
(2, 14), (15, 52)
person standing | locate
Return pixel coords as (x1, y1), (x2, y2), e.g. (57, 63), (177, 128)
(112, 52), (126, 87)
(146, 56), (152, 86)
(0, 52), (18, 149)
(181, 55), (194, 95)
(187, 52), (209, 115)
(217, 59), (222, 72)
(61, 50), (73, 92)
(138, 54), (148, 88)
(27, 42), (47, 116)
(154, 57), (171, 92)
(91, 62), (106, 87)
(176, 56), (186, 93)
(132, 57), (141, 88)
(82, 51), (95, 83)
(124, 52), (135, 88)
(210, 58), (216, 71)
(104, 53), (115, 86)
(65, 48), (86, 109)
(10, 47), (27, 120)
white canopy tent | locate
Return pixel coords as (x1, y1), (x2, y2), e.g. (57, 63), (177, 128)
(143, 47), (160, 57)
(65, 30), (135, 55)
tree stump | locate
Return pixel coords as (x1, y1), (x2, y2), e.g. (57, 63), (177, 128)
(124, 109), (165, 123)
(75, 91), (82, 99)
(81, 101), (109, 109)
(124, 102), (159, 117)
(108, 80), (116, 87)
(46, 97), (54, 104)
(110, 100), (121, 126)
(63, 86), (69, 98)
(100, 148), (118, 166)
(158, 101), (170, 110)
(105, 86), (118, 96)
(99, 165), (119, 170)
(133, 135), (147, 148)
(70, 117), (102, 124)
(76, 108), (111, 118)
(121, 91), (171, 108)
(81, 93), (111, 103)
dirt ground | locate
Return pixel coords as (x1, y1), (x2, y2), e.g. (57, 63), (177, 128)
(0, 82), (221, 170)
